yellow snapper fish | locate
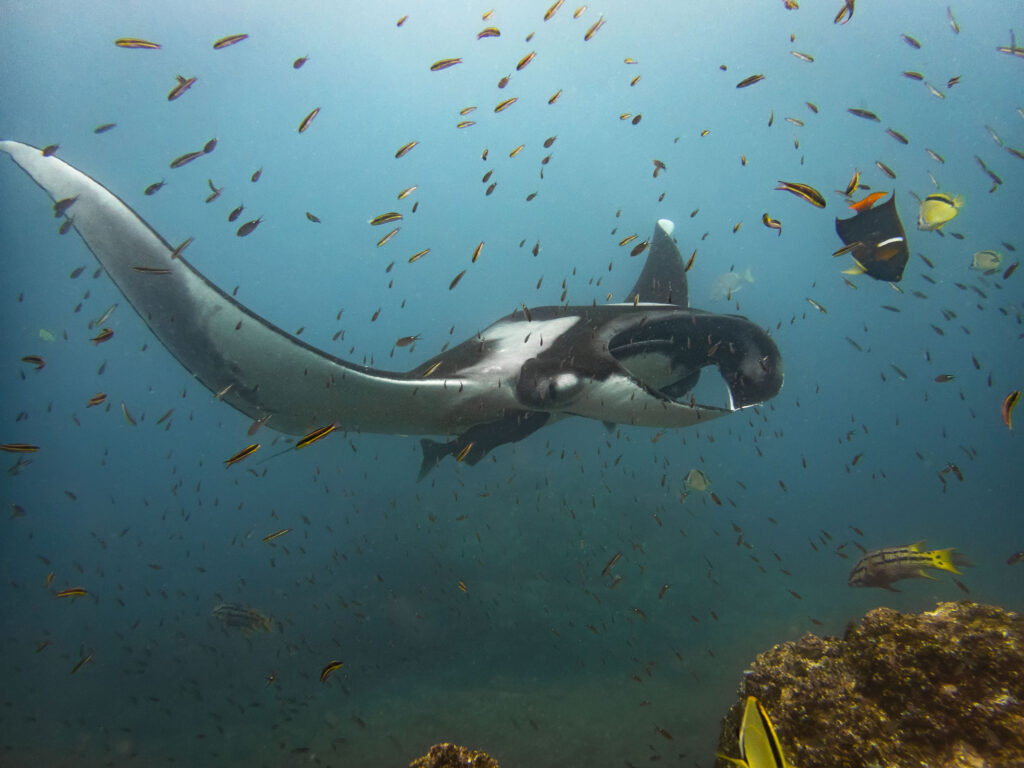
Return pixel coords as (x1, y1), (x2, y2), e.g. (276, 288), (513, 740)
(970, 249), (1002, 272)
(847, 540), (972, 592)
(717, 695), (795, 768)
(917, 193), (963, 231)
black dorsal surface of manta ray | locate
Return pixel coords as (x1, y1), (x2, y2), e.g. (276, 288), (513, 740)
(1, 140), (783, 477)
(834, 194), (910, 282)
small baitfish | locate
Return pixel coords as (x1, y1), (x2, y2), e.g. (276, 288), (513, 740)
(211, 602), (274, 633)
(848, 541), (972, 592)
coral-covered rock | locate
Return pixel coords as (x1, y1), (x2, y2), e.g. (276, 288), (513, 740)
(409, 742), (499, 768)
(717, 602), (1024, 768)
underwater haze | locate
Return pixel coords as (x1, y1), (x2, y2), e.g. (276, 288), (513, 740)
(1, 0), (1022, 766)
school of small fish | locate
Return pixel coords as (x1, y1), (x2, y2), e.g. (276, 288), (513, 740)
(1, 2), (1022, 766)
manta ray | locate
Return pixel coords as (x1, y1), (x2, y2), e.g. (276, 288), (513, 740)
(1, 140), (783, 478)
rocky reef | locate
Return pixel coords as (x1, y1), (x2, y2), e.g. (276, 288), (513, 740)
(409, 742), (499, 768)
(717, 602), (1024, 768)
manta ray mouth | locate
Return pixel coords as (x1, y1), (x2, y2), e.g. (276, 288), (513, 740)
(610, 339), (695, 391)
(607, 310), (783, 411)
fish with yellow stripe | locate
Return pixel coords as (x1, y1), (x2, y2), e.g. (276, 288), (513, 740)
(717, 695), (795, 768)
(847, 540), (973, 591)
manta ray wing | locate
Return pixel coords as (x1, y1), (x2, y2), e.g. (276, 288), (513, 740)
(0, 139), (496, 437)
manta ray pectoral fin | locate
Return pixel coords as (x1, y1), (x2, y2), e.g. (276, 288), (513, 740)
(0, 139), (491, 438)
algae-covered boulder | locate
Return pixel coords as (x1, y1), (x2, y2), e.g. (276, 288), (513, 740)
(409, 742), (499, 768)
(717, 602), (1024, 768)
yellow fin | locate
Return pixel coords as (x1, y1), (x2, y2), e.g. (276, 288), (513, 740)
(927, 547), (962, 575)
(740, 696), (794, 768)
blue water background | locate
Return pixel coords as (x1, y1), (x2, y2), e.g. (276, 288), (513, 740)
(1, 0), (1022, 765)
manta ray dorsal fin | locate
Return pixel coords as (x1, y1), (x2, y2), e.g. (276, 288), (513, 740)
(625, 219), (689, 307)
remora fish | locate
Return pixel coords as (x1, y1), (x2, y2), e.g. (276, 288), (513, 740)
(848, 541), (973, 591)
(0, 141), (783, 478)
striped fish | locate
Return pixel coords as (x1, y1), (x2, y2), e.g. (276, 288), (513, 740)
(210, 602), (273, 633)
(717, 696), (794, 768)
(847, 541), (970, 591)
